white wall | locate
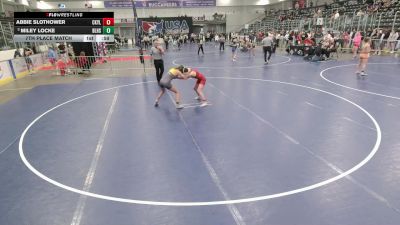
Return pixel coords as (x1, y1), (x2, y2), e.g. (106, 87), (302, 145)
(265, 1), (293, 10)
(37, 1), (104, 10)
(226, 6), (266, 32)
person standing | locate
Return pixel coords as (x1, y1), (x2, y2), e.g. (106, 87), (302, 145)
(214, 33), (219, 47)
(151, 40), (164, 83)
(352, 31), (362, 59)
(143, 35), (150, 49)
(356, 37), (371, 76)
(198, 36), (204, 55)
(230, 37), (239, 61)
(164, 35), (169, 50)
(57, 43), (67, 63)
(262, 33), (273, 64)
(219, 35), (225, 51)
(47, 47), (57, 66)
(139, 46), (144, 64)
(388, 30), (399, 53)
(23, 47), (34, 72)
(247, 40), (256, 57)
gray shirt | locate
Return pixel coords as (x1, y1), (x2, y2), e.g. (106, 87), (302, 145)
(151, 46), (163, 60)
(262, 36), (273, 47)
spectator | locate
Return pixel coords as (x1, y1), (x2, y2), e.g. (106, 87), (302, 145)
(139, 46), (144, 64)
(343, 31), (350, 49)
(198, 36), (204, 55)
(77, 51), (89, 73)
(334, 11), (340, 20)
(47, 47), (57, 65)
(322, 32), (335, 58)
(388, 30), (399, 53)
(317, 8), (322, 17)
(57, 43), (67, 61)
(14, 49), (22, 58)
(352, 32), (362, 58)
(304, 36), (315, 46)
(56, 59), (66, 76)
(23, 47), (34, 72)
(219, 35), (225, 51)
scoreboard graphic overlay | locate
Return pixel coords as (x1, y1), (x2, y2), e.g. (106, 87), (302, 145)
(14, 12), (115, 42)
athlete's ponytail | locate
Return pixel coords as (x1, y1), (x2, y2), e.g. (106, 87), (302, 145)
(176, 65), (185, 72)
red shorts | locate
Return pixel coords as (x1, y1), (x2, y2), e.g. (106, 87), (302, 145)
(194, 70), (206, 85)
(196, 78), (206, 85)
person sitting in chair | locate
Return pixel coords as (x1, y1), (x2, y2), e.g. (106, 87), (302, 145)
(303, 36), (316, 57)
(321, 33), (335, 59)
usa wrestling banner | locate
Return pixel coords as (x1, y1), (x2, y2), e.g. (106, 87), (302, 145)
(137, 17), (193, 35)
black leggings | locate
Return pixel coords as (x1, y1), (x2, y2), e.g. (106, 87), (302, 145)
(198, 45), (204, 55)
(219, 42), (225, 51)
(154, 59), (164, 82)
(263, 46), (272, 62)
(321, 48), (331, 58)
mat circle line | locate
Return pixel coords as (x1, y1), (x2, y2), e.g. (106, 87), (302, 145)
(172, 55), (291, 69)
(19, 78), (381, 206)
(320, 63), (400, 100)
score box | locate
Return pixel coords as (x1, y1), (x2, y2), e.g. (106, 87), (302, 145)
(102, 18), (114, 26)
(96, 35), (114, 42)
(103, 26), (114, 34)
(84, 35), (95, 42)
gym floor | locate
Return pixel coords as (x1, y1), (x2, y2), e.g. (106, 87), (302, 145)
(1, 44), (400, 225)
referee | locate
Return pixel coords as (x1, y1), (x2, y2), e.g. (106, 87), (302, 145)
(262, 33), (273, 64)
(151, 40), (165, 83)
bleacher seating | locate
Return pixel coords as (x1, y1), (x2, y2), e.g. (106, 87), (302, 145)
(242, 0), (400, 34)
(0, 16), (15, 50)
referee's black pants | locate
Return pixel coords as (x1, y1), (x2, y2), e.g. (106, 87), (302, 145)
(198, 45), (204, 55)
(154, 59), (164, 83)
(219, 42), (225, 51)
(263, 46), (272, 62)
